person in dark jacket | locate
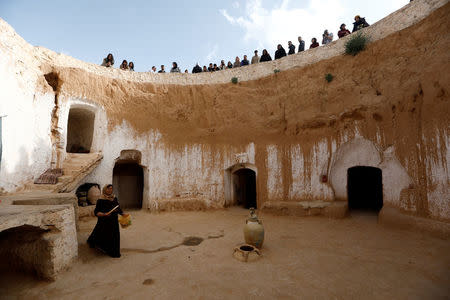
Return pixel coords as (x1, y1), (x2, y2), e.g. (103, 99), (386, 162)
(274, 44), (287, 59)
(241, 55), (250, 66)
(338, 23), (351, 38)
(352, 15), (369, 32)
(288, 41), (295, 54)
(259, 49), (272, 62)
(192, 64), (202, 73)
(227, 61), (233, 69)
(260, 49), (272, 62)
(310, 38), (320, 49)
(298, 37), (305, 52)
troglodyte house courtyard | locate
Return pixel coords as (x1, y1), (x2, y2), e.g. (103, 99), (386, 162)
(0, 0), (449, 299)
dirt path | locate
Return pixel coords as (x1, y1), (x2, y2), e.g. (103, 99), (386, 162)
(1, 208), (449, 299)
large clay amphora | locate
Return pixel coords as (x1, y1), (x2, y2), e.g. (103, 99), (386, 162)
(243, 208), (264, 249)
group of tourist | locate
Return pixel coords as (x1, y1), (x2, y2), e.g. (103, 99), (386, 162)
(100, 15), (369, 74)
(101, 54), (135, 71)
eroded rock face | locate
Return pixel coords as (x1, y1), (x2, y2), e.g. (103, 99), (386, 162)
(0, 205), (78, 280)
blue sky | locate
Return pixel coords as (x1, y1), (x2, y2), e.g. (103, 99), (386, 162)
(0, 0), (406, 72)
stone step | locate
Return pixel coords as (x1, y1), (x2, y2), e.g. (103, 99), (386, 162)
(25, 153), (103, 193)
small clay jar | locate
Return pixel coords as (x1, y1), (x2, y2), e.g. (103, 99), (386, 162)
(243, 208), (264, 248)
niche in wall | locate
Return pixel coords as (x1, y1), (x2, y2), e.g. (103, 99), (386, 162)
(66, 107), (95, 153)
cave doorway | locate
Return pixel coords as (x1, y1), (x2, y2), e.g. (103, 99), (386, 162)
(66, 107), (95, 153)
(232, 168), (257, 209)
(112, 162), (144, 209)
(347, 166), (383, 212)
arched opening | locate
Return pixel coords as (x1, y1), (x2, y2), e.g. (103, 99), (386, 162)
(347, 166), (383, 212)
(66, 107), (95, 153)
(232, 168), (257, 209)
(112, 162), (144, 209)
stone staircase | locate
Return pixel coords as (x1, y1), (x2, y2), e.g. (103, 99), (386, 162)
(26, 152), (103, 193)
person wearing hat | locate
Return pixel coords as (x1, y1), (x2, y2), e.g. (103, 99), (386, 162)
(338, 23), (351, 38)
(352, 15), (370, 32)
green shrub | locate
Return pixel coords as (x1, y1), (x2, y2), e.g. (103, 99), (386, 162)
(345, 33), (369, 56)
(274, 69), (281, 74)
(325, 73), (334, 83)
(231, 77), (238, 84)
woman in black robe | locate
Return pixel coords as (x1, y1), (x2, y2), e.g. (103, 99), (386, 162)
(87, 184), (128, 258)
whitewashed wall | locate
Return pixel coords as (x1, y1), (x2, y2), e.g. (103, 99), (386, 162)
(0, 49), (54, 192)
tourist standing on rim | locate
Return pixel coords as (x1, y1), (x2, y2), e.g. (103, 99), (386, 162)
(101, 53), (114, 67)
(119, 60), (128, 70)
(251, 50), (260, 64)
(298, 37), (305, 52)
(274, 44), (287, 59)
(352, 15), (370, 32)
(158, 65), (165, 73)
(233, 56), (241, 68)
(220, 60), (226, 70)
(192, 63), (202, 73)
(227, 61), (233, 69)
(128, 61), (134, 71)
(170, 62), (181, 73)
(288, 41), (295, 54)
(338, 24), (351, 38)
(310, 38), (320, 49)
(322, 30), (333, 45)
(241, 55), (250, 66)
(259, 49), (272, 62)
(151, 66), (157, 72)
(87, 184), (129, 258)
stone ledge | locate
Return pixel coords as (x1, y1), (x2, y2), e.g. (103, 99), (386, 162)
(149, 197), (221, 212)
(2, 192), (79, 228)
(378, 206), (450, 239)
(0, 204), (78, 280)
(261, 201), (348, 218)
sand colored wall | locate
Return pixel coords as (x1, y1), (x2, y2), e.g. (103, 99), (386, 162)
(0, 0), (448, 223)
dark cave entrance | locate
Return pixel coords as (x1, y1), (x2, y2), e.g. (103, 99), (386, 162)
(112, 162), (144, 209)
(233, 168), (257, 209)
(347, 166), (383, 212)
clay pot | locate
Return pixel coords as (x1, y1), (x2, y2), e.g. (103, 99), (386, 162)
(87, 185), (101, 205)
(243, 208), (264, 248)
(233, 244), (261, 262)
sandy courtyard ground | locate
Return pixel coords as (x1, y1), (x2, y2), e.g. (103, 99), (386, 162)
(1, 207), (449, 299)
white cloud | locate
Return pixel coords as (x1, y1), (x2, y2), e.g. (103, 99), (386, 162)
(232, 1), (240, 9)
(206, 44), (219, 61)
(221, 0), (407, 53)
